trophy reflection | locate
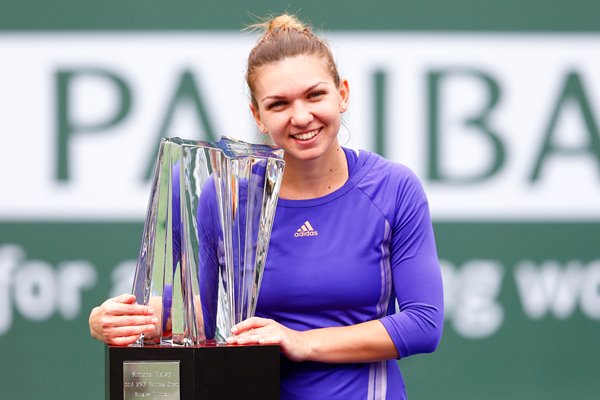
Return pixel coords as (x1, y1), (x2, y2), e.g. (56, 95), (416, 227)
(132, 136), (285, 346)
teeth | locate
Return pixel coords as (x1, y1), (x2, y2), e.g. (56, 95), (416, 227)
(293, 129), (319, 141)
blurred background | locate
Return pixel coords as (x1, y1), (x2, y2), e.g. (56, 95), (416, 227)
(1, 1), (599, 399)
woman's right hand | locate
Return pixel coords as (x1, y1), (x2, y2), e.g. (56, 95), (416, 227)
(89, 294), (158, 346)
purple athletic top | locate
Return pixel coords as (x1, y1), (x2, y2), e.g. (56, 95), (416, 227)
(252, 148), (443, 400)
(193, 148), (443, 399)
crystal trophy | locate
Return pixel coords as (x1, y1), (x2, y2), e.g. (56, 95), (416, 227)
(106, 136), (284, 400)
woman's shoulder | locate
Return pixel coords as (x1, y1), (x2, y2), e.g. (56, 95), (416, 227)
(352, 150), (429, 216)
(355, 149), (424, 188)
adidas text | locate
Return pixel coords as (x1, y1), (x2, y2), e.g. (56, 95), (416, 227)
(294, 230), (319, 237)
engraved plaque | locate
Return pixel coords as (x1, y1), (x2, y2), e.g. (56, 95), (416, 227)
(123, 361), (180, 400)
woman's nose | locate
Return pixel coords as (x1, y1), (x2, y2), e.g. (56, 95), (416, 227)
(290, 102), (313, 127)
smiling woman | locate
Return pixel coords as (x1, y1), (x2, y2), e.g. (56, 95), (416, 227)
(249, 54), (350, 199)
(89, 13), (444, 400)
(229, 14), (443, 399)
(245, 16), (350, 200)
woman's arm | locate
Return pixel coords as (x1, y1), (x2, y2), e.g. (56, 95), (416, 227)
(227, 317), (397, 363)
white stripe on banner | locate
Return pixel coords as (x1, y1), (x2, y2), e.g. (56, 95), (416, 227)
(1, 33), (599, 220)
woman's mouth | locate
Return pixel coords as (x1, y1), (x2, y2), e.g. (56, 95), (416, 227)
(291, 128), (321, 141)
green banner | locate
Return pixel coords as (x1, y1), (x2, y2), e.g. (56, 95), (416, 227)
(1, 0), (600, 31)
(1, 222), (598, 399)
(1, 1), (599, 399)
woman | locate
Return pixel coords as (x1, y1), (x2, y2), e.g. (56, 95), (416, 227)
(90, 14), (444, 399)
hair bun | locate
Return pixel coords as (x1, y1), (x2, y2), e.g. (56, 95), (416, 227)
(245, 13), (341, 108)
(267, 14), (307, 33)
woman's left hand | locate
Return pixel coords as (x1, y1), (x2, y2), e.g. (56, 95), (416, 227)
(227, 317), (310, 362)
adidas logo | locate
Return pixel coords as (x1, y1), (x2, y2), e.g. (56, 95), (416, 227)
(294, 221), (319, 237)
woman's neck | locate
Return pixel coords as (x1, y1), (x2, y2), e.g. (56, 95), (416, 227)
(279, 145), (348, 200)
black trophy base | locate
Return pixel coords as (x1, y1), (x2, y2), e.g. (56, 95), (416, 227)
(106, 344), (280, 400)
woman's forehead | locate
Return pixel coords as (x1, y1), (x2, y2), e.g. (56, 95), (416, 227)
(253, 55), (334, 94)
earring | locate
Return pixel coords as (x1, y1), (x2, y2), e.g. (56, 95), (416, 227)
(338, 120), (351, 145)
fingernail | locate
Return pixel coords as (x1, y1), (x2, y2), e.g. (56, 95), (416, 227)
(151, 317), (158, 324)
(147, 308), (154, 314)
(231, 326), (238, 333)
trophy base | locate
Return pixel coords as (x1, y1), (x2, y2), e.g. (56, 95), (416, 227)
(106, 344), (280, 400)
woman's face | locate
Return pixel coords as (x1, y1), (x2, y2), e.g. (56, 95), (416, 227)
(250, 55), (349, 164)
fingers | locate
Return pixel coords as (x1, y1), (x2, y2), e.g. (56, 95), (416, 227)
(227, 332), (282, 345)
(108, 323), (157, 339)
(100, 314), (158, 329)
(106, 326), (156, 346)
(101, 296), (154, 317)
(97, 319), (157, 346)
(113, 293), (137, 304)
(109, 335), (143, 346)
(231, 317), (270, 334)
(227, 317), (283, 345)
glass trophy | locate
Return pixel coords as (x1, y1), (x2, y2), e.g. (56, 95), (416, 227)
(106, 136), (284, 400)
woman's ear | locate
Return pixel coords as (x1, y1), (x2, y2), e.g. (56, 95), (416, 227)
(338, 79), (350, 113)
(250, 103), (268, 134)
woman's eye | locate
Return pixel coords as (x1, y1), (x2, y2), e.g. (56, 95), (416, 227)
(267, 101), (286, 110)
(308, 91), (325, 99)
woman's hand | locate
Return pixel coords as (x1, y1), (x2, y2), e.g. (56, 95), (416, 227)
(227, 317), (311, 362)
(89, 294), (158, 346)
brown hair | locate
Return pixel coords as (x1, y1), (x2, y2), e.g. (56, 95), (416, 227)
(246, 14), (341, 108)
